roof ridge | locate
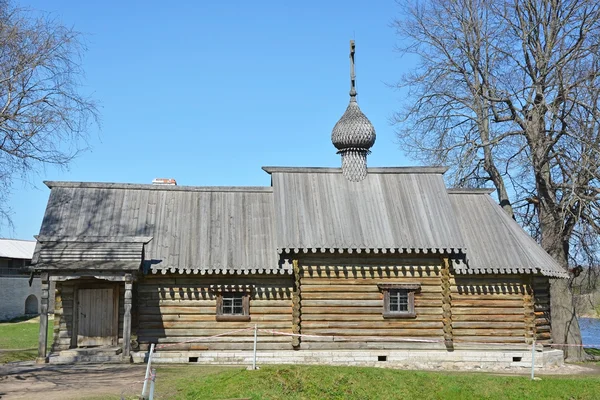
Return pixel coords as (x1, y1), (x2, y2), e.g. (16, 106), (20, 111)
(44, 181), (273, 192)
(262, 166), (449, 174)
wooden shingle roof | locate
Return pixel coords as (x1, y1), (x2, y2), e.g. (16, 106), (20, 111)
(32, 168), (568, 278)
(35, 182), (282, 275)
(448, 189), (568, 278)
(264, 167), (466, 255)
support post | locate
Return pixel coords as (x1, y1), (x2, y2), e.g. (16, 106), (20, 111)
(291, 259), (301, 348)
(441, 258), (454, 351)
(37, 272), (50, 363)
(123, 276), (133, 358)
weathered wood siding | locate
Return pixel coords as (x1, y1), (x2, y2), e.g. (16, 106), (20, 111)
(451, 275), (533, 346)
(52, 280), (124, 351)
(136, 275), (294, 351)
(298, 256), (446, 350)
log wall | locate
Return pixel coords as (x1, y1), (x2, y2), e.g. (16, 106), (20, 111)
(136, 275), (294, 351)
(532, 276), (552, 345)
(297, 256), (446, 350)
(451, 275), (533, 347)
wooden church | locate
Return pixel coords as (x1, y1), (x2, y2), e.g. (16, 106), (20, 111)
(31, 42), (567, 367)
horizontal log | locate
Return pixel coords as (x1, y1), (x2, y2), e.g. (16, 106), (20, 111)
(300, 342), (446, 350)
(139, 314), (292, 323)
(301, 335), (444, 343)
(535, 318), (551, 325)
(139, 306), (291, 315)
(453, 329), (524, 337)
(139, 342), (293, 351)
(141, 321), (292, 330)
(139, 328), (292, 337)
(452, 322), (525, 329)
(301, 299), (441, 307)
(452, 307), (524, 315)
(452, 314), (525, 322)
(302, 321), (443, 329)
(137, 336), (292, 343)
(302, 328), (443, 336)
(452, 300), (523, 308)
(453, 336), (526, 343)
(302, 306), (441, 315)
(301, 314), (442, 322)
(302, 290), (442, 299)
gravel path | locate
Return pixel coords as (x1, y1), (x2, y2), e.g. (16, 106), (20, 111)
(0, 362), (147, 400)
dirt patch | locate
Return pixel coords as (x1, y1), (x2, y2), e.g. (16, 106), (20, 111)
(0, 362), (147, 400)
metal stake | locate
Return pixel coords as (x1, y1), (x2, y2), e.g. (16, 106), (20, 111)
(530, 338), (536, 380)
(253, 324), (258, 370)
(142, 343), (155, 399)
(149, 368), (156, 400)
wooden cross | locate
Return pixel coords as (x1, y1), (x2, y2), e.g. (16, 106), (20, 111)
(350, 40), (356, 98)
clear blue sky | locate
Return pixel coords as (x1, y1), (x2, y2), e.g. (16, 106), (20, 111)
(9, 0), (414, 240)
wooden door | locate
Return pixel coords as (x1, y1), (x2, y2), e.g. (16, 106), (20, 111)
(77, 288), (115, 346)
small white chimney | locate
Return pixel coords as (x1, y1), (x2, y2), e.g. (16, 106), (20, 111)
(152, 178), (177, 186)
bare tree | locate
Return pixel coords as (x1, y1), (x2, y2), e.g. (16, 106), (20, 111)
(393, 0), (600, 361)
(0, 0), (98, 228)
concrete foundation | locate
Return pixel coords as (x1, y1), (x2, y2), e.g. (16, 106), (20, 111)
(130, 348), (564, 369)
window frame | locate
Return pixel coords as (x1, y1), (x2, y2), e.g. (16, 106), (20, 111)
(215, 291), (250, 322)
(378, 283), (420, 319)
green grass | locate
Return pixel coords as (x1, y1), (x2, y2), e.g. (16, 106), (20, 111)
(112, 364), (600, 400)
(0, 316), (53, 363)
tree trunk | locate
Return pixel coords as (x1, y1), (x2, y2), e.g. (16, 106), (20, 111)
(542, 215), (585, 361)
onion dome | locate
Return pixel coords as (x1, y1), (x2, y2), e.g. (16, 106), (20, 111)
(331, 40), (376, 182)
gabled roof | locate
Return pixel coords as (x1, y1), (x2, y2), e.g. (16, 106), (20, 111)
(0, 238), (36, 259)
(448, 189), (568, 278)
(35, 182), (282, 275)
(264, 167), (466, 255)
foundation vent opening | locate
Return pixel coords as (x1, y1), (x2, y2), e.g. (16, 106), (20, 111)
(189, 357), (199, 363)
(512, 356), (522, 362)
(378, 355), (387, 362)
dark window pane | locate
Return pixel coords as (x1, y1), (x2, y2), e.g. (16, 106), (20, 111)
(222, 294), (245, 315)
(389, 290), (409, 312)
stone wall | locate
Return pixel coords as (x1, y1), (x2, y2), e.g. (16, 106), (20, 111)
(131, 348), (564, 369)
(0, 277), (55, 321)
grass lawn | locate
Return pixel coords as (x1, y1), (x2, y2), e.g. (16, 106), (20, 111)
(0, 315), (53, 363)
(99, 364), (600, 400)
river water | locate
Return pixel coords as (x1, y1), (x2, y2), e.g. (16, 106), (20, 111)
(579, 317), (600, 348)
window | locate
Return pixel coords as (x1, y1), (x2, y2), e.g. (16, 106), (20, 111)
(216, 292), (250, 321)
(378, 283), (420, 319)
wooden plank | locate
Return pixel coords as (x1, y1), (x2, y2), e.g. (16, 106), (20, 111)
(139, 306), (292, 315)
